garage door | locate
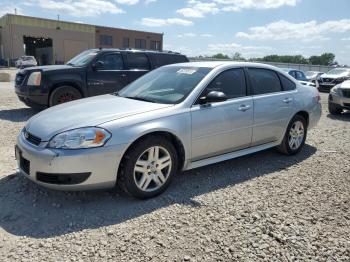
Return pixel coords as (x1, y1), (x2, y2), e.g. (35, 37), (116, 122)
(64, 40), (89, 63)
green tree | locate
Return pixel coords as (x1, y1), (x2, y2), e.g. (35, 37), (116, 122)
(232, 52), (245, 61)
(211, 53), (230, 59)
(309, 53), (335, 65)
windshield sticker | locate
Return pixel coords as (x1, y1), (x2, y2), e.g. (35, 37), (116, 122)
(177, 68), (197, 75)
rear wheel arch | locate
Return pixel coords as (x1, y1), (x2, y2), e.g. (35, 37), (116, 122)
(295, 111), (309, 127)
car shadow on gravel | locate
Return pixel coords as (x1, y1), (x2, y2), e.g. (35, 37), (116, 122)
(0, 144), (316, 238)
(0, 108), (38, 122)
(327, 112), (350, 122)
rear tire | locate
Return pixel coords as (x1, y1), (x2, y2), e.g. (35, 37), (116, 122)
(118, 135), (178, 199)
(277, 115), (307, 155)
(49, 86), (82, 107)
(328, 102), (343, 115)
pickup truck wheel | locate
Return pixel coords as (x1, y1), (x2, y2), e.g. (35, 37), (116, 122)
(49, 86), (82, 107)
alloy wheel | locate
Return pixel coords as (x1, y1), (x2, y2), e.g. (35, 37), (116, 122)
(133, 146), (172, 192)
(288, 121), (305, 150)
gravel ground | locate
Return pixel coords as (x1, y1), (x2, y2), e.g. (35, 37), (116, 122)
(0, 82), (349, 261)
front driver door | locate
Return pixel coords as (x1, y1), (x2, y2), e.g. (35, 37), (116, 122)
(190, 68), (253, 161)
(87, 52), (128, 96)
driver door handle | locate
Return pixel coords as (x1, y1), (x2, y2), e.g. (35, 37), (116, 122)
(283, 97), (293, 103)
(238, 104), (251, 112)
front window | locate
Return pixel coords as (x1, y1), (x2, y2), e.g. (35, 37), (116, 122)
(66, 50), (99, 67)
(118, 66), (212, 104)
(326, 68), (350, 76)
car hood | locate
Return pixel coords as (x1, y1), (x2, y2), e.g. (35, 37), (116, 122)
(20, 65), (77, 73)
(321, 72), (349, 79)
(339, 80), (350, 89)
(25, 95), (173, 141)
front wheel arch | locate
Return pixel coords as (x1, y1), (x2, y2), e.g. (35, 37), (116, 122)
(117, 131), (186, 181)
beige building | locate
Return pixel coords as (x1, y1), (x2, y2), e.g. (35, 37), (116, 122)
(0, 14), (163, 66)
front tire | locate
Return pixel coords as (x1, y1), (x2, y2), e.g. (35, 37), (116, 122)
(278, 115), (307, 155)
(328, 102), (343, 115)
(118, 136), (178, 199)
(49, 86), (82, 107)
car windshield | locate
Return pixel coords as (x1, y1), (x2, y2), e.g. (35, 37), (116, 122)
(118, 66), (212, 104)
(66, 50), (99, 67)
(326, 68), (350, 75)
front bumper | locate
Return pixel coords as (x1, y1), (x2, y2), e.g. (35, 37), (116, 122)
(15, 84), (48, 108)
(329, 92), (350, 109)
(16, 131), (127, 190)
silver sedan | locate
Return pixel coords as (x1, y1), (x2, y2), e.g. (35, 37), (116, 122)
(16, 62), (322, 199)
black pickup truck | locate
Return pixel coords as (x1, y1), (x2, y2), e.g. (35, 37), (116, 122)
(15, 49), (189, 108)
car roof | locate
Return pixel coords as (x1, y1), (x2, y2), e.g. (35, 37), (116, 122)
(88, 48), (185, 56)
(167, 61), (287, 70)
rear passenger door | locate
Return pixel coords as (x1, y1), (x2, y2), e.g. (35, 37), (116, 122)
(247, 68), (296, 146)
(124, 52), (151, 84)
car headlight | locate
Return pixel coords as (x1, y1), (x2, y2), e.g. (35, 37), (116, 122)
(48, 127), (111, 149)
(27, 71), (41, 86)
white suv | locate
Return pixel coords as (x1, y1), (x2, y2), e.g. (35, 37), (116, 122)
(15, 56), (37, 69)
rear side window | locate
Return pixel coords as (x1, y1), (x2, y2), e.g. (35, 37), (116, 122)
(279, 74), (296, 91)
(126, 53), (150, 70)
(152, 54), (188, 68)
(295, 71), (307, 81)
(248, 68), (282, 95)
(100, 53), (124, 70)
(205, 68), (246, 99)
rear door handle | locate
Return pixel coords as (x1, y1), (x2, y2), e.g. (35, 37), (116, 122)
(283, 98), (293, 103)
(120, 74), (127, 77)
(238, 105), (251, 112)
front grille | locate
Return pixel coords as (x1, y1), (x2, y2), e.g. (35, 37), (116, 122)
(341, 89), (350, 98)
(20, 155), (30, 175)
(15, 73), (26, 86)
(321, 78), (334, 83)
(24, 129), (42, 146)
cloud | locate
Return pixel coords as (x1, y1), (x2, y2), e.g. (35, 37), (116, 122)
(236, 19), (350, 42)
(177, 33), (213, 38)
(208, 42), (272, 53)
(115, 0), (139, 4)
(216, 0), (299, 11)
(144, 0), (157, 4)
(140, 17), (193, 27)
(342, 37), (350, 41)
(177, 0), (299, 18)
(0, 5), (24, 16)
(26, 0), (124, 17)
(177, 2), (219, 18)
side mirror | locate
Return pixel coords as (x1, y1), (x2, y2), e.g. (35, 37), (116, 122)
(199, 91), (228, 105)
(92, 60), (104, 71)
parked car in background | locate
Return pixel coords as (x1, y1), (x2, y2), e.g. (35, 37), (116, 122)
(14, 49), (189, 108)
(15, 62), (321, 199)
(15, 56), (37, 69)
(328, 80), (350, 114)
(318, 68), (350, 92)
(305, 71), (324, 83)
(281, 68), (316, 87)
